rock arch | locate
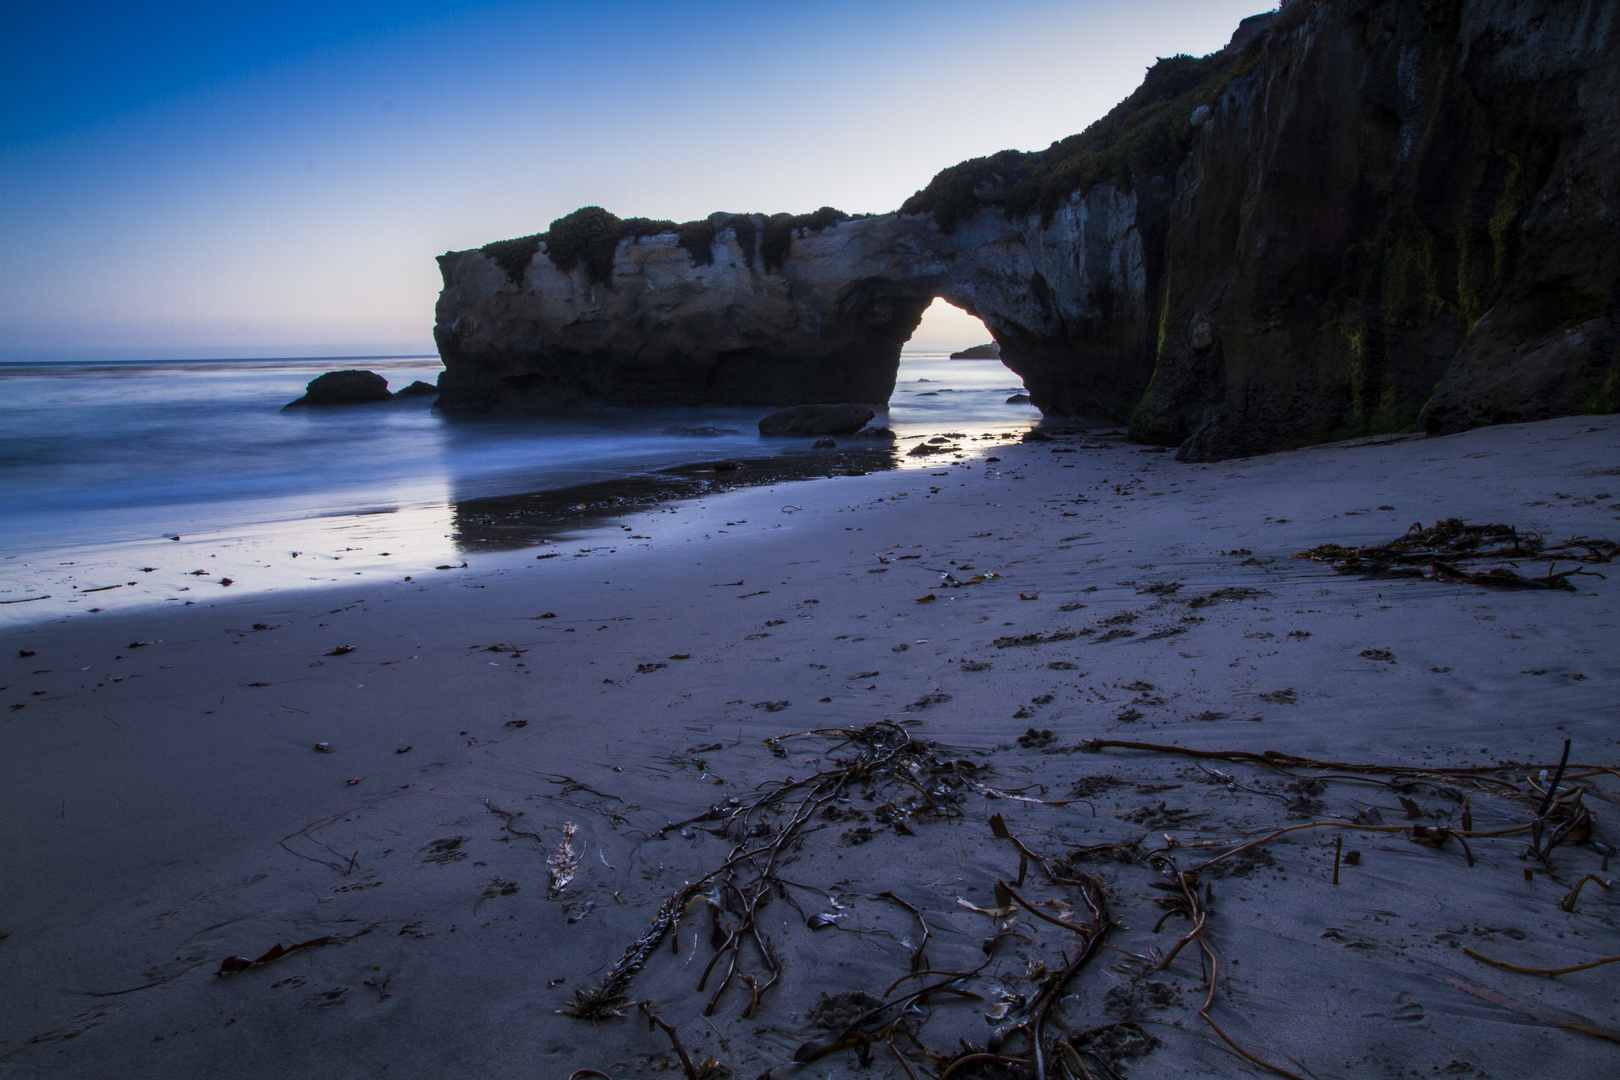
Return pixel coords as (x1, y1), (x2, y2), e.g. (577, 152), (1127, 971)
(433, 196), (1156, 423)
(435, 1), (1620, 459)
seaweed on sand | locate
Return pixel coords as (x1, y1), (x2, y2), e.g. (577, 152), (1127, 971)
(558, 726), (1617, 1079)
(1294, 518), (1617, 590)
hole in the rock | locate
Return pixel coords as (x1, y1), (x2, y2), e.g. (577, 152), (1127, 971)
(905, 296), (995, 356)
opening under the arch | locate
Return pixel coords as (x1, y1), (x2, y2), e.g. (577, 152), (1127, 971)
(904, 297), (992, 355)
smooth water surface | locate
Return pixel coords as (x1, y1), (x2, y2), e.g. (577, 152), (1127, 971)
(0, 353), (1038, 621)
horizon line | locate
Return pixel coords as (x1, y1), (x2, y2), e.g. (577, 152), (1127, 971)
(0, 353), (442, 365)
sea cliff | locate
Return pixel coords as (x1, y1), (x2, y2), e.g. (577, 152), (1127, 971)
(434, 0), (1619, 460)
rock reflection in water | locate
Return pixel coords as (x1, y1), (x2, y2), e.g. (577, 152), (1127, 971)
(450, 447), (898, 550)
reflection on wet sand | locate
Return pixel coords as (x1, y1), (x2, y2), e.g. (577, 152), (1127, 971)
(450, 446), (899, 550)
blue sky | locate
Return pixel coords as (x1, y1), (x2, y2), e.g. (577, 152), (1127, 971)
(1, 1), (1270, 358)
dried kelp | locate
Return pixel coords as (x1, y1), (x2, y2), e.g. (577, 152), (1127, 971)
(1294, 518), (1616, 589)
(1463, 946), (1620, 978)
(564, 726), (1616, 1078)
(215, 925), (377, 976)
(1081, 737), (1604, 798)
(1443, 978), (1620, 1044)
(568, 723), (977, 1021)
(216, 936), (334, 975)
(548, 823), (579, 898)
(1136, 859), (1312, 1080)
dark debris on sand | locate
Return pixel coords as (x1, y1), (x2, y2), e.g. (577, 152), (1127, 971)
(1294, 519), (1617, 590)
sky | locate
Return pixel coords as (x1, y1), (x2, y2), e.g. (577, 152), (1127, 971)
(0, 1), (1270, 360)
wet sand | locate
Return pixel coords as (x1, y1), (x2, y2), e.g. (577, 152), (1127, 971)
(2, 416), (1618, 1079)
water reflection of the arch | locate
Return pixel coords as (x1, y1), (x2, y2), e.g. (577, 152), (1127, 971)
(449, 446), (900, 552)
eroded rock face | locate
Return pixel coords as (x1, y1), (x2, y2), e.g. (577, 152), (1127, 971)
(433, 200), (1152, 422)
(433, 216), (942, 412)
(1132, 0), (1620, 459)
(434, 0), (1619, 458)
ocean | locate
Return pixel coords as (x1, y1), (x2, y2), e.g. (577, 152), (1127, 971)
(0, 353), (1042, 623)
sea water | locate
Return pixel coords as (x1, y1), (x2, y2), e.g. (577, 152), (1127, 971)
(0, 353), (1040, 622)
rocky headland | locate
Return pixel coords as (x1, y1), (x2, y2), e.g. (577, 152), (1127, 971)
(434, 0), (1618, 460)
(950, 343), (1002, 359)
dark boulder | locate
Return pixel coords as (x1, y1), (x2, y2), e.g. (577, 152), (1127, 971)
(395, 380), (439, 398)
(951, 343), (1001, 359)
(758, 403), (876, 436)
(284, 369), (392, 408)
(1006, 394), (1032, 404)
(849, 426), (896, 442)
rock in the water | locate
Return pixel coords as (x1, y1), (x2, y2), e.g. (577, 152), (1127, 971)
(1006, 394), (1032, 405)
(663, 425), (742, 437)
(849, 426), (896, 442)
(951, 343), (1001, 359)
(758, 403), (875, 436)
(284, 370), (392, 408)
(812, 437), (837, 449)
(395, 380), (438, 398)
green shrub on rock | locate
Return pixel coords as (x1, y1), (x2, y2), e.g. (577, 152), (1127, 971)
(675, 219), (716, 266)
(542, 206), (625, 285)
(732, 213), (758, 267)
(478, 233), (544, 285)
(761, 207), (849, 272)
(478, 205), (858, 285)
(621, 217), (680, 242)
(761, 214), (796, 273)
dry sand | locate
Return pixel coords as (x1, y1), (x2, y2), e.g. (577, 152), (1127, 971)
(3, 415), (1619, 1079)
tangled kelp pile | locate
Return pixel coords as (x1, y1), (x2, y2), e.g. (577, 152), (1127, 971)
(564, 721), (1130, 1078)
(551, 723), (1618, 1080)
(1294, 519), (1618, 590)
(567, 723), (1012, 1024)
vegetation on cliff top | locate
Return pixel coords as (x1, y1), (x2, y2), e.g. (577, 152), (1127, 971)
(480, 206), (858, 286)
(901, 39), (1265, 231)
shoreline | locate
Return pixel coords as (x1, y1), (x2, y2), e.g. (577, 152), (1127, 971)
(3, 414), (1618, 1078)
(0, 439), (915, 628)
(0, 350), (1036, 628)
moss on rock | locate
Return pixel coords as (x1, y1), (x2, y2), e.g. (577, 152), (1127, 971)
(901, 43), (1265, 231)
(1584, 366), (1620, 415)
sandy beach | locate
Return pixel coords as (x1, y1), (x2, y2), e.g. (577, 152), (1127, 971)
(3, 415), (1619, 1079)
